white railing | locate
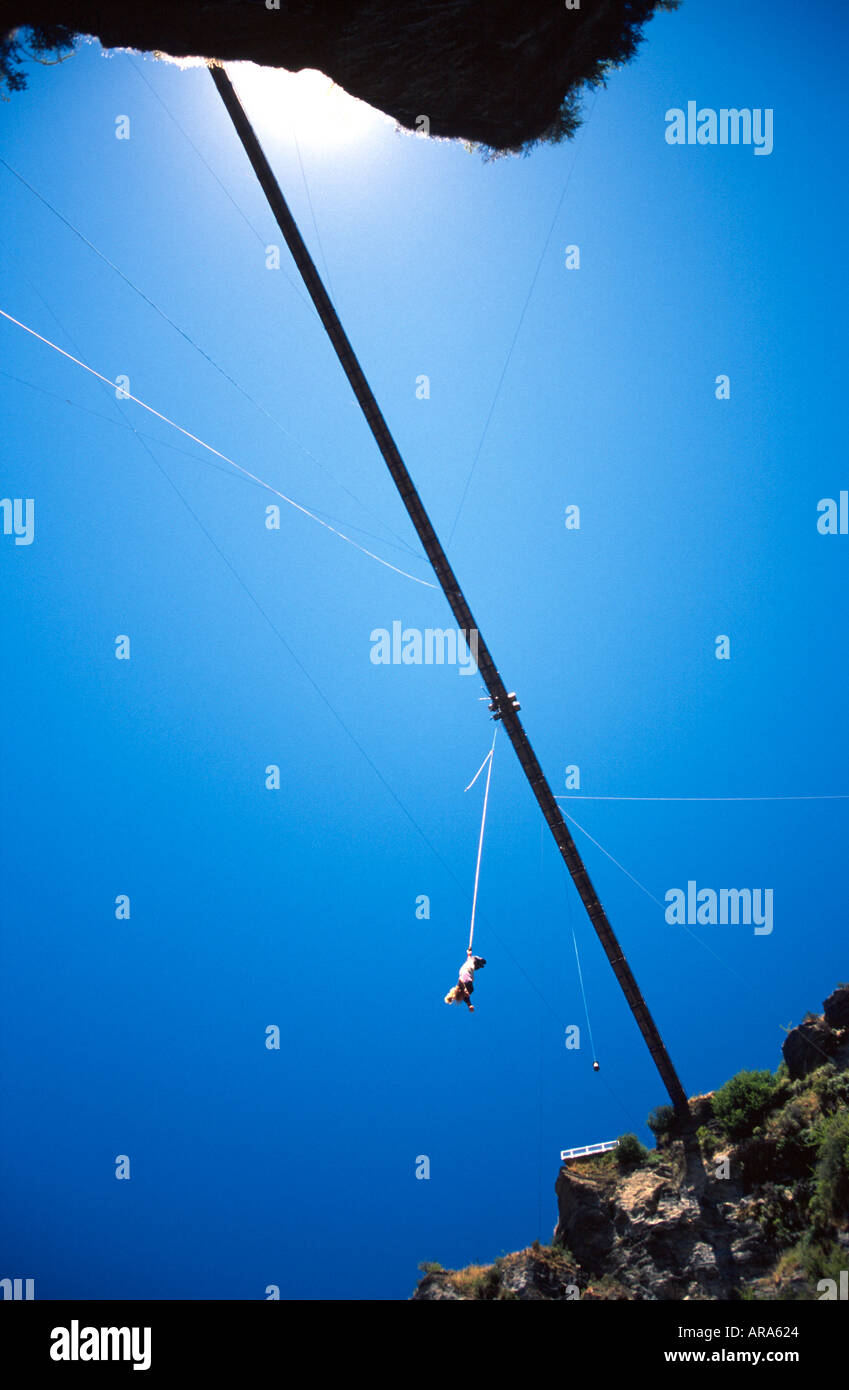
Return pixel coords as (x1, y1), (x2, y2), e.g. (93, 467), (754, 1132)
(560, 1140), (619, 1161)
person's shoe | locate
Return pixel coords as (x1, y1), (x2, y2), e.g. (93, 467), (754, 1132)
(469, 1006), (475, 1012)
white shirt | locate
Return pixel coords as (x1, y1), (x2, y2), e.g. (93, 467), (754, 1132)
(459, 956), (476, 984)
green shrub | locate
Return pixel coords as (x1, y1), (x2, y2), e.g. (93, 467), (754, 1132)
(771, 1092), (819, 1136)
(712, 1070), (777, 1141)
(738, 1135), (776, 1186)
(547, 1241), (576, 1262)
(696, 1124), (718, 1158)
(774, 1130), (820, 1179)
(811, 1111), (849, 1227)
(647, 1104), (676, 1139)
(588, 1272), (627, 1296)
(616, 1133), (648, 1169)
(473, 1267), (502, 1299)
(813, 1067), (849, 1116)
(754, 1181), (811, 1246)
(799, 1234), (847, 1284)
(764, 1096), (821, 1179)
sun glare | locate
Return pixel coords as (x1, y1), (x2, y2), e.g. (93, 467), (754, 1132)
(226, 62), (391, 151)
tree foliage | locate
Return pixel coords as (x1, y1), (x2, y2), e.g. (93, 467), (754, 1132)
(616, 1132), (648, 1169)
(474, 0), (682, 159)
(712, 1070), (777, 1141)
(647, 1104), (676, 1139)
(0, 25), (76, 98)
(811, 1111), (849, 1228)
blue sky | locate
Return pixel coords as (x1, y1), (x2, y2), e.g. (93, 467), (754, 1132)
(1, 0), (847, 1299)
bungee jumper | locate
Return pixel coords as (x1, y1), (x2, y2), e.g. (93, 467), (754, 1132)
(445, 950), (487, 1012)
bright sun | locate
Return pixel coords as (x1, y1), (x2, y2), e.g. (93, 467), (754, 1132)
(225, 62), (391, 152)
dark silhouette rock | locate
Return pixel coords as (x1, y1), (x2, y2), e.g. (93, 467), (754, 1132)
(782, 1016), (838, 1081)
(554, 1163), (617, 1268)
(823, 985), (849, 1032)
(688, 1092), (715, 1127)
(2, 1), (676, 152)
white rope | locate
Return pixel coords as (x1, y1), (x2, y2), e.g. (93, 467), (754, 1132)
(0, 307), (437, 589)
(571, 926), (597, 1063)
(464, 746), (494, 793)
(467, 724), (497, 954)
(556, 794), (849, 802)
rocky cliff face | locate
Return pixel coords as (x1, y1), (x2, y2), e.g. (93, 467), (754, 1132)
(412, 984), (849, 1300)
(1, 1), (674, 152)
(783, 986), (849, 1080)
(550, 1142), (774, 1300)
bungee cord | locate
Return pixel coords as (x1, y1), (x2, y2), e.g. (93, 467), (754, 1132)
(466, 724), (497, 955)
